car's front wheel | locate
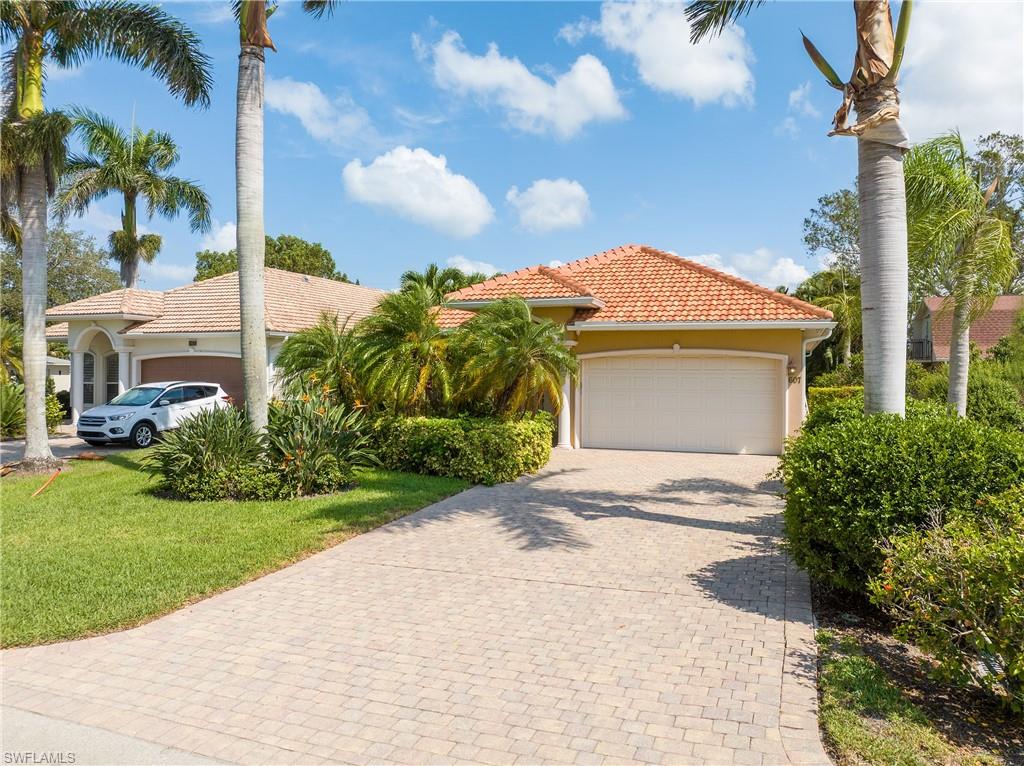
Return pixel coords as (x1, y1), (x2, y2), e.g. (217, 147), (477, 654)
(129, 422), (156, 449)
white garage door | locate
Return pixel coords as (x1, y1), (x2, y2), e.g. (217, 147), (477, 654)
(582, 354), (784, 455)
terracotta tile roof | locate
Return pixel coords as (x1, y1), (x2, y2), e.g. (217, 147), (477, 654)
(45, 288), (164, 318)
(435, 306), (478, 330)
(46, 268), (385, 336)
(924, 295), (1024, 360)
(446, 265), (594, 301)
(442, 244), (831, 326)
(45, 322), (69, 340)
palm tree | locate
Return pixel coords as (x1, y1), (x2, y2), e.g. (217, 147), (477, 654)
(452, 298), (577, 417)
(812, 272), (862, 367)
(352, 286), (450, 414)
(0, 1), (211, 466)
(235, 0), (336, 431)
(688, 0), (913, 415)
(55, 110), (211, 288)
(274, 312), (360, 406)
(0, 319), (24, 383)
(905, 132), (1015, 416)
(400, 263), (492, 305)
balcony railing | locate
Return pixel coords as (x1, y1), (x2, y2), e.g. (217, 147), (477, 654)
(908, 339), (932, 361)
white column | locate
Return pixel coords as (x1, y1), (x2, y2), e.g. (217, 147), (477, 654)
(118, 350), (131, 393)
(556, 373), (573, 449)
(71, 351), (85, 425)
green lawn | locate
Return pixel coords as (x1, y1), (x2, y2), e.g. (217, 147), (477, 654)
(817, 629), (1005, 766)
(1, 452), (466, 647)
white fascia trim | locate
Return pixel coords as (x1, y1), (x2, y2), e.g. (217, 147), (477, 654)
(566, 320), (837, 331)
(46, 313), (158, 322)
(448, 297), (605, 310)
(119, 331), (290, 339)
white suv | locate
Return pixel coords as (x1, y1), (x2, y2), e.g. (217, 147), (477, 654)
(76, 381), (232, 448)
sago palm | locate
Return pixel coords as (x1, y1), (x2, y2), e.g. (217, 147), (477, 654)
(452, 298), (577, 417)
(905, 132), (1015, 416)
(274, 312), (360, 406)
(234, 0), (337, 430)
(352, 286), (450, 414)
(689, 0), (913, 415)
(55, 109), (211, 288)
(0, 0), (211, 465)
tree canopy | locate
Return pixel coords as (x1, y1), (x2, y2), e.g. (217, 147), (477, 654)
(195, 234), (352, 282)
(802, 188), (860, 274)
(1, 225), (120, 321)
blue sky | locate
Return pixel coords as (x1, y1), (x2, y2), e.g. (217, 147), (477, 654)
(44, 1), (1024, 292)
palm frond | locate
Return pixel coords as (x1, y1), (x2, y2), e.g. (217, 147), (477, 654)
(301, 1), (338, 19)
(685, 0), (765, 43)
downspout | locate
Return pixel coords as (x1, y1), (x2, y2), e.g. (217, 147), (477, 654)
(801, 326), (835, 417)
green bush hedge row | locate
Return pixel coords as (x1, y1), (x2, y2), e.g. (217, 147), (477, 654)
(779, 410), (1024, 592)
(0, 382), (64, 439)
(806, 385), (863, 410)
(373, 413), (554, 485)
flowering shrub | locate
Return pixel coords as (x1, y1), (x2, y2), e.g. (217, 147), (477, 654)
(870, 487), (1024, 712)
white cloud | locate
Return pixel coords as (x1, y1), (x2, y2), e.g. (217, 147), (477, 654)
(900, 1), (1023, 142)
(423, 30), (625, 139)
(446, 255), (499, 276)
(787, 82), (820, 119)
(689, 248), (810, 289)
(200, 220), (236, 252)
(265, 77), (375, 148)
(548, 259), (564, 268)
(195, 2), (234, 24)
(506, 178), (591, 233)
(587, 2), (755, 107)
(342, 146), (494, 238)
(141, 261), (194, 286)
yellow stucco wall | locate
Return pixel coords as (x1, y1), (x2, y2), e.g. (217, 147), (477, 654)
(565, 328), (809, 448)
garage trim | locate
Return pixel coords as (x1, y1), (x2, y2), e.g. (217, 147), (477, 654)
(576, 348), (789, 450)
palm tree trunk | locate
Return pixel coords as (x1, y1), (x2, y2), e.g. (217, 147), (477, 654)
(947, 299), (970, 416)
(857, 87), (908, 415)
(121, 194), (140, 289)
(19, 163), (56, 464)
(236, 44), (268, 430)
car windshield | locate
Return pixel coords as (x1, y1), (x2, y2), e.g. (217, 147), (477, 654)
(108, 387), (163, 407)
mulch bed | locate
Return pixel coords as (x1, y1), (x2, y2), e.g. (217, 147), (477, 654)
(813, 583), (1024, 765)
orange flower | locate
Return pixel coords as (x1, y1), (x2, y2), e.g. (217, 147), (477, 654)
(301, 394), (311, 403)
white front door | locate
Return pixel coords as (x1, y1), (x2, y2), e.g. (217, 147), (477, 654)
(582, 354), (784, 455)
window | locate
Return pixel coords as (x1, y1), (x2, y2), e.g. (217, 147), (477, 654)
(82, 352), (95, 405)
(159, 388), (186, 405)
(182, 386), (209, 402)
(105, 354), (119, 403)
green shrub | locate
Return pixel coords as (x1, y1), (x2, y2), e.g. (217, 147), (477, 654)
(168, 464), (286, 502)
(779, 413), (1024, 592)
(907, 366), (948, 401)
(813, 354), (864, 387)
(55, 389), (71, 418)
(870, 487), (1024, 712)
(801, 394), (947, 435)
(45, 393), (63, 432)
(374, 412), (553, 485)
(807, 386), (863, 410)
(0, 381), (26, 438)
(966, 366), (1024, 431)
(265, 397), (376, 496)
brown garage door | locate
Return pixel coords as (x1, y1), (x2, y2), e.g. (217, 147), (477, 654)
(140, 356), (244, 405)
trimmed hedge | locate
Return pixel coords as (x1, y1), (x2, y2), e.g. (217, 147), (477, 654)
(779, 412), (1024, 591)
(807, 385), (863, 410)
(801, 394), (948, 435)
(374, 413), (554, 485)
(871, 487), (1024, 712)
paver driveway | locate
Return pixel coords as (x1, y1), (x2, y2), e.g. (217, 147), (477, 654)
(2, 450), (828, 766)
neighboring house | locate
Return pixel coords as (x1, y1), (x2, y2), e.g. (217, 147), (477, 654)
(46, 356), (71, 394)
(909, 295), (1024, 362)
(46, 268), (384, 423)
(440, 244), (835, 455)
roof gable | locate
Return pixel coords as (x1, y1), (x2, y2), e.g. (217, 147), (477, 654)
(443, 244), (832, 324)
(44, 288), (164, 319)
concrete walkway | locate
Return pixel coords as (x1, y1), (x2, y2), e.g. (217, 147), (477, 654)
(1, 450), (828, 765)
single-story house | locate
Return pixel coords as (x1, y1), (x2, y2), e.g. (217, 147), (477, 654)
(909, 295), (1024, 362)
(46, 268), (384, 423)
(440, 244), (835, 455)
(46, 355), (71, 394)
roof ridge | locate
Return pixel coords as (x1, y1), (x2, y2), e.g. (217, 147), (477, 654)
(555, 244), (641, 274)
(264, 266), (386, 294)
(637, 245), (833, 320)
(536, 266), (593, 297)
